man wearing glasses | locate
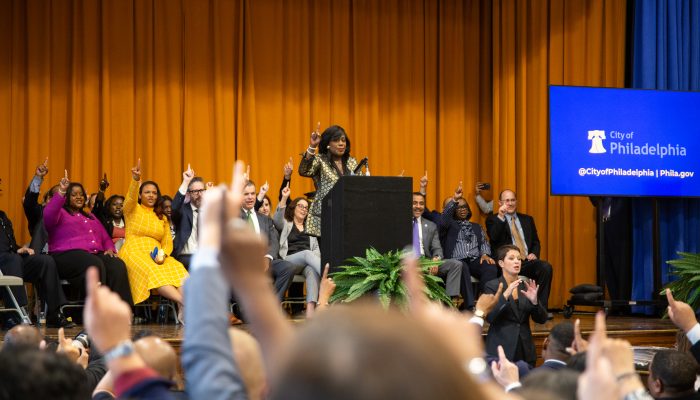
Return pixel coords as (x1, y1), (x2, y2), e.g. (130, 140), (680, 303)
(486, 189), (553, 314)
(172, 165), (206, 269)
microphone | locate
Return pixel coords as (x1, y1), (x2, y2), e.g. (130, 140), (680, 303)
(353, 157), (369, 175)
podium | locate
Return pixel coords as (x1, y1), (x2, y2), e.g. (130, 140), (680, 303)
(321, 176), (412, 270)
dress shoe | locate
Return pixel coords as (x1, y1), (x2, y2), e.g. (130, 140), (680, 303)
(47, 313), (76, 329)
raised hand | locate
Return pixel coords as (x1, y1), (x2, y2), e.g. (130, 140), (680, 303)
(83, 267), (133, 353)
(498, 203), (508, 218)
(502, 279), (521, 300)
(283, 157), (293, 179)
(318, 264), (336, 308)
(99, 173), (110, 192)
(182, 163), (195, 183)
(280, 182), (291, 200)
(566, 318), (589, 355)
(419, 171), (428, 189)
(57, 327), (81, 363)
(243, 165), (251, 182)
(206, 181), (214, 190)
(490, 345), (519, 388)
(36, 158), (49, 177)
(309, 121), (321, 148)
(520, 279), (539, 304)
(259, 181), (269, 195)
(453, 181), (463, 201)
(59, 170), (70, 193)
(475, 282), (503, 316)
(666, 288), (698, 333)
(131, 159), (141, 181)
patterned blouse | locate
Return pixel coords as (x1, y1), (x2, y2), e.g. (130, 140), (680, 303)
(298, 153), (358, 237)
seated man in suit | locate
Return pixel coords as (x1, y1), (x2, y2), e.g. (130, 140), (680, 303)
(171, 165), (205, 269)
(241, 180), (296, 301)
(411, 192), (462, 300)
(486, 189), (553, 312)
(439, 183), (498, 310)
(534, 321), (574, 372)
(0, 209), (72, 329)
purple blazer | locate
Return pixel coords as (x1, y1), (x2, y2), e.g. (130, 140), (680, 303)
(43, 192), (116, 254)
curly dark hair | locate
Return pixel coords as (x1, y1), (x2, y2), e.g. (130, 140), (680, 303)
(62, 182), (93, 219)
(284, 197), (310, 222)
(318, 125), (351, 164)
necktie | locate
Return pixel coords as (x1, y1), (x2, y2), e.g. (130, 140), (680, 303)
(191, 209), (198, 241)
(412, 218), (421, 256)
(509, 217), (527, 260)
(246, 210), (255, 230)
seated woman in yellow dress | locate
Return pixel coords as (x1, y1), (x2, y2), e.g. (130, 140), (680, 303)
(119, 159), (188, 322)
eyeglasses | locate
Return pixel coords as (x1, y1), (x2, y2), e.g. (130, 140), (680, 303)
(296, 204), (309, 210)
(188, 189), (206, 195)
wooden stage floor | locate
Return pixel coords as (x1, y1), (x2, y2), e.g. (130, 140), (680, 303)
(2, 311), (680, 358)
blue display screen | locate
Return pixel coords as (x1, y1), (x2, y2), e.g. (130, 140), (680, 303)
(549, 85), (700, 197)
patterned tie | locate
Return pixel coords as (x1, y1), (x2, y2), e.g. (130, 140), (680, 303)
(509, 217), (527, 260)
(412, 218), (421, 256)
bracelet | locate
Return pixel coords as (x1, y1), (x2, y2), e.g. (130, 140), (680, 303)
(616, 371), (638, 382)
(58, 189), (67, 195)
(306, 146), (317, 154)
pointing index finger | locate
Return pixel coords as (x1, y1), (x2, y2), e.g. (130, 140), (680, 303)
(43, 157), (49, 167)
(322, 263), (330, 279)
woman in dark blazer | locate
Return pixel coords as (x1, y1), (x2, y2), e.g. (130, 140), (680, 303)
(484, 244), (548, 366)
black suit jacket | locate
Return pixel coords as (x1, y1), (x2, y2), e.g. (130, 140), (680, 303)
(241, 209), (281, 260)
(484, 277), (548, 365)
(486, 213), (541, 257)
(23, 183), (49, 253)
(171, 191), (195, 257)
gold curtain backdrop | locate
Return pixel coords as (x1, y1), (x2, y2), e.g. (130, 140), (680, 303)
(0, 0), (626, 307)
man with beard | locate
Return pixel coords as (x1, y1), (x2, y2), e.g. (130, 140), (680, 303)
(440, 182), (498, 310)
(171, 164), (206, 269)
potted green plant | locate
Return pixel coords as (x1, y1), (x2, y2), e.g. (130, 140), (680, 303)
(662, 251), (700, 311)
(329, 247), (453, 309)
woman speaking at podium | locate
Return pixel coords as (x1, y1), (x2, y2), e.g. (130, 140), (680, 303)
(299, 123), (359, 237)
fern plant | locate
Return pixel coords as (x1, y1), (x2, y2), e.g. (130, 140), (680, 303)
(329, 247), (453, 309)
(661, 252), (700, 312)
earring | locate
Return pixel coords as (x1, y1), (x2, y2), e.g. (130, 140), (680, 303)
(327, 145), (330, 149)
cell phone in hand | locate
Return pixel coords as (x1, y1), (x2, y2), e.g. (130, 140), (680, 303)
(480, 183), (491, 190)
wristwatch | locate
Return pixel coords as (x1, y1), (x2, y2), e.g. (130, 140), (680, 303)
(103, 340), (135, 363)
(474, 309), (485, 318)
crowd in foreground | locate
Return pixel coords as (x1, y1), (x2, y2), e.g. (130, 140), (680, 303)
(1, 161), (700, 400)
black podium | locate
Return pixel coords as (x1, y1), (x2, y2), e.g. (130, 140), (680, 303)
(321, 176), (412, 270)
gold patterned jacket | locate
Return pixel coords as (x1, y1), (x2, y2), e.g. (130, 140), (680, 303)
(298, 153), (358, 237)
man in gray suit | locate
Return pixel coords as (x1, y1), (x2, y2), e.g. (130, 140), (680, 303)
(412, 192), (462, 299)
(241, 180), (296, 300)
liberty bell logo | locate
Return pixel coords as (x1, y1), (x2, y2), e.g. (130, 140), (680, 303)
(588, 130), (607, 154)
